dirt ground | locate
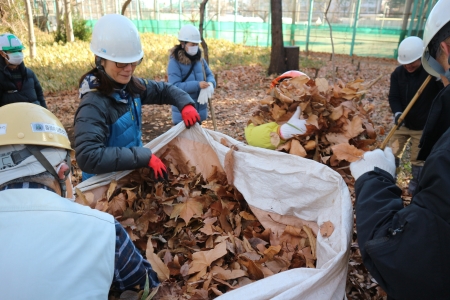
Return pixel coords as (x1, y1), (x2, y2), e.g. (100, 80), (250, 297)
(46, 53), (408, 300)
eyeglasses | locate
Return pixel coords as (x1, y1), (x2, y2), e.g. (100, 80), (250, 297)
(115, 58), (143, 68)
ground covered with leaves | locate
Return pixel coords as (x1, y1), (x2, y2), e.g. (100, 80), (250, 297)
(47, 52), (410, 300)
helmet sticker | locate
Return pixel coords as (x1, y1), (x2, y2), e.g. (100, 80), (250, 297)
(31, 123), (68, 138)
(0, 124), (6, 135)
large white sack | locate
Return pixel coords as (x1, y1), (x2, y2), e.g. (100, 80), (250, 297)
(75, 123), (353, 299)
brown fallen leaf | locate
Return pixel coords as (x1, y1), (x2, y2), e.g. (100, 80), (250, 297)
(320, 221), (335, 238)
(188, 242), (228, 275)
(331, 143), (365, 162)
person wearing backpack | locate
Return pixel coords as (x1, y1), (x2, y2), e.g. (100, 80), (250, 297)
(167, 24), (216, 124)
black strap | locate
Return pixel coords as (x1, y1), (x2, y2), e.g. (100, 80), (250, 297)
(26, 145), (68, 197)
(181, 63), (196, 82)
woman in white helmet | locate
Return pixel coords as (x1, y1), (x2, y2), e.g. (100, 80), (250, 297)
(167, 24), (216, 124)
(388, 36), (443, 195)
(0, 33), (47, 108)
(348, 1), (450, 298)
(74, 14), (200, 182)
(0, 103), (159, 299)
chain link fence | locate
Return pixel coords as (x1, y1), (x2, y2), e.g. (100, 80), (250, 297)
(31, 0), (437, 58)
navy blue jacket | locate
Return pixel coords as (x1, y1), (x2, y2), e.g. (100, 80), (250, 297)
(74, 76), (195, 180)
(0, 61), (46, 108)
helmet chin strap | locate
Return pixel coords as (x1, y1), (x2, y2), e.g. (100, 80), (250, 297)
(25, 145), (71, 198)
(425, 49), (450, 82)
(95, 56), (128, 91)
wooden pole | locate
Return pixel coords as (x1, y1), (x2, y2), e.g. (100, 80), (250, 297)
(380, 75), (432, 149)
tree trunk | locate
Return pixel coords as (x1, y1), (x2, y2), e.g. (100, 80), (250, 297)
(55, 0), (62, 33)
(199, 0), (209, 63)
(268, 0), (285, 75)
(64, 0), (74, 42)
(24, 0), (36, 58)
(121, 0), (132, 15)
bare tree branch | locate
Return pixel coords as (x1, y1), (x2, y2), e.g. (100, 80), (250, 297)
(324, 0), (335, 82)
(121, 0), (131, 15)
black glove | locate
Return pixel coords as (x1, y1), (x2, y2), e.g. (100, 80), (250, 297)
(394, 112), (403, 126)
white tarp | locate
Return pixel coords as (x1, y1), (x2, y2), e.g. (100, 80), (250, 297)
(75, 123), (353, 299)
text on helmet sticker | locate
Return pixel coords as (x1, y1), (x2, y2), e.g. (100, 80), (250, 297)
(0, 124), (6, 135)
(31, 123), (68, 138)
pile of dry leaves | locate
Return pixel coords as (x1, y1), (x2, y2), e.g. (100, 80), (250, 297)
(248, 74), (384, 186)
(78, 162), (318, 299)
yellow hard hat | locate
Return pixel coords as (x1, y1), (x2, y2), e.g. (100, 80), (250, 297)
(0, 103), (72, 150)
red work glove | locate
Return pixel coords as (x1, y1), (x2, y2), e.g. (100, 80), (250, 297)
(148, 154), (168, 181)
(181, 105), (200, 128)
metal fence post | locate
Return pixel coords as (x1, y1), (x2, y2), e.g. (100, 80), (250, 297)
(305, 0), (313, 52)
(349, 0), (362, 56)
(178, 1), (182, 31)
(407, 0), (420, 37)
(413, 0), (426, 36)
(234, 0), (238, 43)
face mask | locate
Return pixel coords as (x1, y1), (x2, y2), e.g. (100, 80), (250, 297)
(186, 45), (198, 56)
(7, 52), (24, 65)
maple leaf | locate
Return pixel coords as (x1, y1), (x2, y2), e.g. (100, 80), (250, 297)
(108, 192), (127, 216)
(145, 238), (170, 281)
(211, 266), (247, 280)
(326, 132), (349, 145)
(306, 114), (319, 128)
(170, 198), (203, 224)
(315, 78), (329, 94)
(238, 255), (264, 280)
(188, 242), (228, 275)
(329, 105), (344, 121)
(271, 103), (287, 120)
(320, 221), (335, 238)
(289, 139), (307, 157)
(331, 143), (365, 162)
(344, 116), (365, 139)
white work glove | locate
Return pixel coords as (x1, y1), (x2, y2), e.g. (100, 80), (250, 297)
(206, 82), (214, 98)
(198, 88), (208, 105)
(279, 107), (307, 139)
(350, 147), (396, 181)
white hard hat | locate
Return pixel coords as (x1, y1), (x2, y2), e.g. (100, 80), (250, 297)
(0, 33), (25, 52)
(178, 24), (201, 43)
(397, 36), (423, 65)
(421, 0), (450, 78)
(90, 14), (143, 63)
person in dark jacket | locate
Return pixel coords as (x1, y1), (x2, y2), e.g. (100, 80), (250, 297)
(74, 14), (200, 181)
(349, 1), (450, 298)
(168, 24), (216, 124)
(0, 33), (46, 108)
(388, 36), (443, 195)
